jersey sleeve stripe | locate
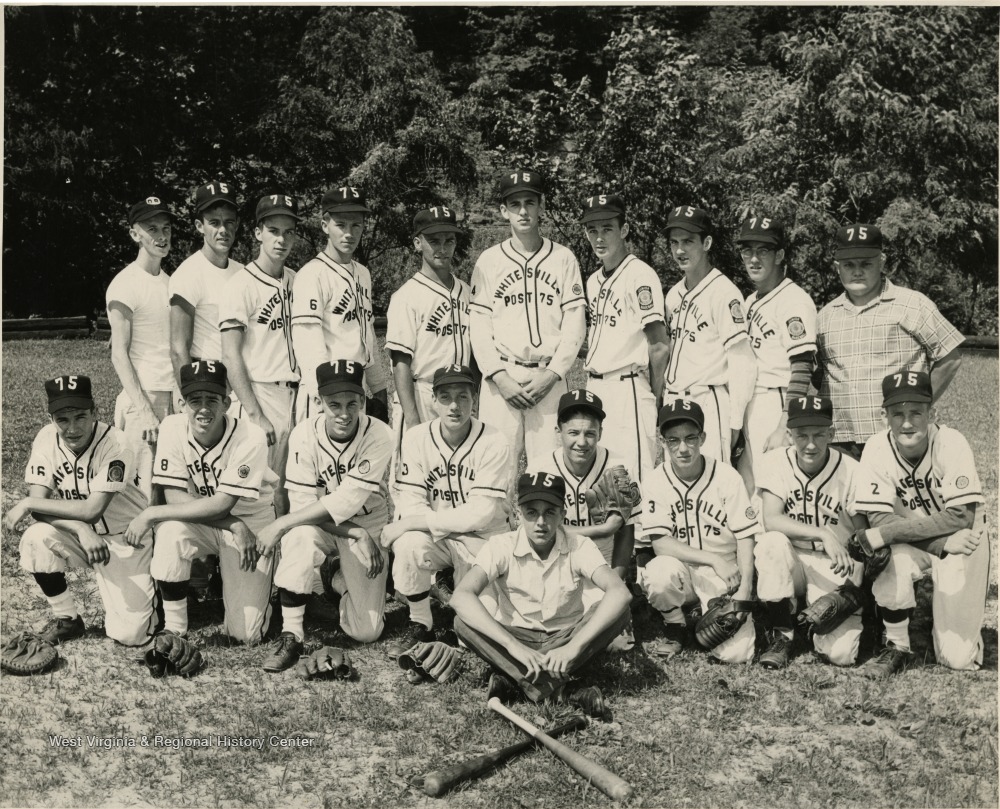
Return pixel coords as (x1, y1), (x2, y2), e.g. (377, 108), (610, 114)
(395, 480), (426, 492)
(852, 498), (894, 511)
(469, 485), (508, 496)
(560, 296), (585, 310)
(469, 301), (493, 314)
(291, 313), (323, 323)
(943, 492), (984, 505)
(220, 482), (261, 494)
(345, 474), (381, 485)
(152, 473), (189, 484)
(384, 339), (414, 354)
(286, 478), (319, 489)
(722, 330), (748, 347)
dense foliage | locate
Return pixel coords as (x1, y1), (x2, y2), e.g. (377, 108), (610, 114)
(4, 6), (997, 332)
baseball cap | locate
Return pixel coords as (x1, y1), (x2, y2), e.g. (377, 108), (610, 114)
(737, 216), (785, 247)
(657, 399), (705, 432)
(557, 389), (606, 422)
(786, 395), (833, 429)
(413, 206), (462, 236)
(881, 370), (933, 408)
(665, 205), (713, 235)
(128, 194), (171, 226)
(180, 361), (228, 398)
(322, 186), (371, 215)
(255, 193), (302, 223)
(194, 181), (238, 213)
(45, 375), (94, 414)
(317, 360), (365, 397)
(517, 472), (566, 509)
(835, 224), (883, 260)
(579, 193), (626, 224)
(432, 364), (475, 390)
(499, 169), (544, 201)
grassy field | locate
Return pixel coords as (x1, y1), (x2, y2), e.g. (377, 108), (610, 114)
(1, 339), (997, 809)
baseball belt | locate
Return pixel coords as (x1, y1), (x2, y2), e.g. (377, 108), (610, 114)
(589, 371), (639, 380)
(499, 355), (550, 369)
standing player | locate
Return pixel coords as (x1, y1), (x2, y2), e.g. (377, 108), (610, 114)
(169, 180), (244, 410)
(580, 193), (669, 485)
(123, 361), (276, 646)
(385, 206), (472, 455)
(5, 375), (156, 647)
(737, 216), (817, 486)
(252, 360), (393, 670)
(852, 371), (987, 676)
(380, 365), (512, 657)
(754, 395), (865, 669)
(221, 193), (300, 516)
(638, 400), (760, 663)
(106, 193), (175, 499)
(470, 169), (586, 483)
(662, 206), (757, 468)
(291, 186), (388, 422)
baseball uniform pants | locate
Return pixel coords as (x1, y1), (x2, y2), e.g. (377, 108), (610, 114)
(115, 389), (173, 500)
(20, 522), (157, 646)
(587, 365), (658, 484)
(664, 384), (732, 466)
(755, 531), (863, 666)
(392, 531), (501, 613)
(743, 387), (785, 474)
(639, 554), (755, 663)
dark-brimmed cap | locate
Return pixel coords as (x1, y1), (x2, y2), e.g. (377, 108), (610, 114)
(255, 193), (302, 223)
(517, 472), (566, 508)
(128, 194), (171, 225)
(317, 360), (365, 397)
(413, 206), (462, 236)
(499, 169), (544, 200)
(322, 186), (371, 215)
(194, 181), (238, 213)
(579, 193), (626, 224)
(433, 364), (475, 390)
(787, 395), (833, 428)
(665, 205), (712, 235)
(657, 399), (705, 432)
(835, 224), (882, 260)
(882, 370), (932, 408)
(45, 375), (94, 414)
(737, 216), (784, 247)
(557, 389), (605, 422)
(180, 361), (228, 397)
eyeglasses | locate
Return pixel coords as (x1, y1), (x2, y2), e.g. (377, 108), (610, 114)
(739, 246), (775, 260)
(663, 435), (701, 449)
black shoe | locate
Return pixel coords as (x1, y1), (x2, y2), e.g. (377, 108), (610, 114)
(760, 631), (793, 670)
(429, 570), (455, 607)
(567, 685), (607, 720)
(262, 631), (304, 673)
(862, 642), (912, 679)
(649, 622), (687, 659)
(386, 621), (435, 659)
(38, 615), (85, 645)
(487, 671), (518, 703)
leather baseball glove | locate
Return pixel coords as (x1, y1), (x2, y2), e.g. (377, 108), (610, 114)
(295, 646), (357, 681)
(695, 596), (754, 649)
(585, 464), (640, 525)
(398, 641), (462, 684)
(848, 529), (891, 584)
(145, 631), (204, 677)
(1, 631), (58, 675)
(797, 582), (864, 636)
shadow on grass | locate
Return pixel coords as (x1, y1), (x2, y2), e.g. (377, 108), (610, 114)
(981, 626), (998, 671)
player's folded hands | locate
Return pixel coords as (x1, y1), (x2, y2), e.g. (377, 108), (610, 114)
(493, 373), (534, 410)
(521, 369), (559, 404)
(711, 557), (741, 593)
(541, 643), (578, 678)
(352, 531), (384, 579)
(379, 522), (404, 549)
(512, 644), (547, 682)
(821, 532), (854, 577)
(254, 522), (285, 558)
(231, 526), (260, 571)
(79, 528), (111, 566)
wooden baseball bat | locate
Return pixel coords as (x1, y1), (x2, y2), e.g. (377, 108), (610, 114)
(413, 715), (587, 797)
(488, 698), (634, 801)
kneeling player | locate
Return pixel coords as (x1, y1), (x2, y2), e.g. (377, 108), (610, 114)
(125, 361), (276, 646)
(7, 375), (156, 647)
(754, 395), (865, 669)
(638, 400), (759, 663)
(450, 473), (631, 717)
(380, 364), (512, 657)
(853, 371), (988, 676)
(255, 360), (393, 671)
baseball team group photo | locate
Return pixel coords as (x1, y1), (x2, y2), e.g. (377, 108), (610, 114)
(2, 6), (997, 809)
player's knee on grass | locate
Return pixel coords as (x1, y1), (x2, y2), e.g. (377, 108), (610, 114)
(814, 615), (862, 666)
(753, 531), (796, 601)
(149, 521), (200, 582)
(711, 619), (756, 664)
(273, 526), (327, 594)
(391, 530), (437, 595)
(640, 556), (689, 612)
(934, 632), (982, 671)
(871, 546), (919, 612)
(19, 523), (71, 573)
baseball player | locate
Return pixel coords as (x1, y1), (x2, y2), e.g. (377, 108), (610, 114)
(852, 371), (988, 676)
(638, 400), (760, 663)
(469, 169), (586, 484)
(291, 186), (388, 423)
(253, 360), (393, 671)
(380, 364), (513, 657)
(385, 206), (472, 457)
(106, 193), (175, 499)
(5, 375), (156, 647)
(754, 395), (865, 669)
(169, 180), (244, 410)
(450, 472), (632, 717)
(221, 193), (301, 517)
(580, 193), (669, 486)
(737, 216), (817, 487)
(663, 206), (757, 471)
(123, 361), (277, 646)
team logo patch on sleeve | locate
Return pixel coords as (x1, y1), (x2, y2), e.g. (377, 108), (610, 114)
(729, 300), (745, 324)
(238, 465), (250, 479)
(745, 506), (757, 520)
(786, 317), (806, 340)
(358, 460), (371, 475)
(637, 286), (654, 311)
(572, 283), (583, 296)
(956, 476), (969, 489)
(107, 460), (125, 483)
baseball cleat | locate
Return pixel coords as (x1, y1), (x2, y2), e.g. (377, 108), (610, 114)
(37, 614), (85, 646)
(760, 631), (793, 670)
(487, 671), (518, 704)
(386, 621), (435, 660)
(861, 642), (912, 679)
(262, 631), (304, 673)
(567, 685), (607, 720)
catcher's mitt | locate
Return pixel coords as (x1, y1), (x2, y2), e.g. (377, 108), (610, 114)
(797, 582), (864, 636)
(366, 396), (389, 424)
(295, 646), (357, 681)
(585, 464), (641, 525)
(145, 631), (204, 677)
(847, 530), (891, 584)
(398, 641), (462, 684)
(1, 631), (58, 675)
(695, 596), (754, 649)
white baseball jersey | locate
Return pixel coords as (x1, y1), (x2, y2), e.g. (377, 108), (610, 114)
(854, 424), (984, 519)
(644, 457), (760, 555)
(470, 238), (585, 362)
(152, 414), (275, 521)
(385, 272), (472, 381)
(285, 414), (393, 529)
(584, 254), (665, 374)
(169, 251), (242, 361)
(757, 447), (859, 550)
(744, 278), (817, 390)
(664, 269), (748, 391)
(25, 422), (147, 535)
(538, 446), (641, 527)
(105, 262), (173, 391)
(219, 262), (298, 383)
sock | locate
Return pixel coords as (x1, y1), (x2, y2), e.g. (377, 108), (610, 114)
(883, 619), (911, 651)
(405, 592), (433, 629)
(162, 599), (189, 636)
(765, 598), (795, 638)
(33, 571), (68, 597)
(46, 590), (78, 619)
(282, 605), (306, 641)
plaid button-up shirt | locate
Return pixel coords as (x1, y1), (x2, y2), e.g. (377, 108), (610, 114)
(817, 279), (963, 444)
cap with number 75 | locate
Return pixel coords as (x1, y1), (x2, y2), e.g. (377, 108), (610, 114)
(46, 375), (95, 414)
(322, 186), (371, 215)
(835, 223), (882, 259)
(413, 206), (462, 236)
(882, 371), (932, 407)
(255, 193), (302, 223)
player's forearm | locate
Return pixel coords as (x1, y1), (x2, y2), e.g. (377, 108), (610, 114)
(110, 342), (154, 413)
(169, 305), (195, 389)
(930, 347), (962, 401)
(18, 494), (112, 525)
(221, 331), (264, 417)
(761, 510), (833, 543)
(35, 516), (97, 538)
(725, 340), (757, 429)
(570, 577), (631, 651)
(319, 484), (372, 526)
(650, 535), (722, 568)
(470, 310), (503, 379)
(548, 308), (585, 379)
(647, 339), (670, 400)
(291, 323), (327, 394)
(735, 536), (756, 598)
(572, 515), (624, 541)
(392, 360), (421, 422)
(425, 497), (506, 539)
(785, 352), (815, 401)
(145, 491), (240, 524)
(611, 524), (635, 572)
(864, 505), (974, 548)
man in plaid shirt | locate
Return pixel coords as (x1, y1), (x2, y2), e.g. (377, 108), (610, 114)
(816, 224), (963, 459)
